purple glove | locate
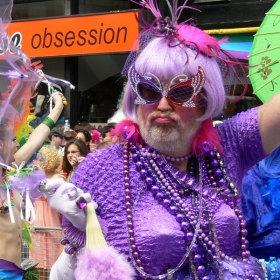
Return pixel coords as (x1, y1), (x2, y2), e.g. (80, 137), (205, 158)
(43, 178), (97, 231)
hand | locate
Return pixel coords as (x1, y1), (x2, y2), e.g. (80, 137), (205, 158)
(59, 170), (67, 180)
(52, 91), (67, 107)
(69, 155), (79, 167)
(76, 156), (85, 163)
(44, 178), (97, 231)
(89, 142), (97, 152)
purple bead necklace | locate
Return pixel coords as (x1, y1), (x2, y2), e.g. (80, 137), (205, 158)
(124, 142), (203, 279)
(123, 140), (260, 280)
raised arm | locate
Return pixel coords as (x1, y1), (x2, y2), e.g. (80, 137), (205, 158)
(258, 92), (280, 154)
(14, 93), (65, 165)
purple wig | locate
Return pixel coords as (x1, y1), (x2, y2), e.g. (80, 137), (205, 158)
(123, 36), (226, 122)
(122, 1), (248, 123)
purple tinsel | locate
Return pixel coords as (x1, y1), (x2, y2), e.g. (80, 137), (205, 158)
(62, 216), (108, 247)
(9, 169), (46, 200)
(62, 218), (86, 246)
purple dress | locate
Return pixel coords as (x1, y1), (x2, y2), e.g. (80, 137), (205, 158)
(70, 107), (266, 279)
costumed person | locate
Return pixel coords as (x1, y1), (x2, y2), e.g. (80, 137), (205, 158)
(0, 1), (72, 278)
(42, 1), (280, 279)
(29, 145), (62, 279)
(242, 146), (280, 260)
(0, 94), (66, 280)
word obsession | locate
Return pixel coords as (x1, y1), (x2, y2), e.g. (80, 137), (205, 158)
(31, 23), (128, 49)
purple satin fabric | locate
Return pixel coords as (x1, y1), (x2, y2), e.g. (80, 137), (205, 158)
(71, 107), (266, 278)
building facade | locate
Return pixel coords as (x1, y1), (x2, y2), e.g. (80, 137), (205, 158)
(12, 0), (277, 125)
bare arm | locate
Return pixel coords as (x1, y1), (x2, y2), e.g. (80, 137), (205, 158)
(258, 92), (280, 154)
(14, 94), (65, 165)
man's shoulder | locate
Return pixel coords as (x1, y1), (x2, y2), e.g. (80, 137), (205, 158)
(78, 143), (124, 173)
(72, 143), (124, 190)
(87, 143), (123, 161)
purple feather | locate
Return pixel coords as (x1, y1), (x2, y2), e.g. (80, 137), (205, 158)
(75, 247), (136, 280)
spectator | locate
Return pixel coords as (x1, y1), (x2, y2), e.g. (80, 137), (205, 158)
(49, 127), (64, 157)
(88, 130), (101, 152)
(75, 129), (91, 152)
(60, 139), (89, 182)
(96, 141), (114, 150)
(30, 145), (62, 278)
(73, 122), (93, 134)
(97, 122), (116, 142)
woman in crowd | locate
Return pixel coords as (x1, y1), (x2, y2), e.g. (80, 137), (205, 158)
(61, 139), (89, 182)
(75, 129), (92, 152)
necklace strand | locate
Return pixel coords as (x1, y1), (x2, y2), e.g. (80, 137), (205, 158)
(124, 142), (203, 279)
(124, 141), (261, 280)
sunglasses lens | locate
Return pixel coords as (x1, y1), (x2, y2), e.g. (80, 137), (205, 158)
(138, 83), (161, 103)
(169, 85), (194, 104)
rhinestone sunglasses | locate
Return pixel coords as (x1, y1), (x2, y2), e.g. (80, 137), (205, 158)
(128, 65), (206, 107)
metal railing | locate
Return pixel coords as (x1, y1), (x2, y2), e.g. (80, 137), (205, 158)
(22, 226), (62, 280)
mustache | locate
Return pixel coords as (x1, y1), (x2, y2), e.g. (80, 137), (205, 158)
(149, 110), (180, 123)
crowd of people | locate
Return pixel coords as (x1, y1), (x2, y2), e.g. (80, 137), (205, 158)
(0, 84), (119, 279)
(1, 0), (280, 280)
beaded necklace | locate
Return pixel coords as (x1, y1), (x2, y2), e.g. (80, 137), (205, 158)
(123, 141), (259, 280)
(0, 171), (14, 214)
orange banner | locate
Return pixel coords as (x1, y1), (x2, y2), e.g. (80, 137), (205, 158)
(6, 11), (139, 58)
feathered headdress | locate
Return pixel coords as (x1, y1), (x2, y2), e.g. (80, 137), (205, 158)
(122, 0), (248, 102)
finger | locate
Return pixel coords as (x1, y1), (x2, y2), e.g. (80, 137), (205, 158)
(75, 193), (95, 210)
(51, 91), (59, 98)
(76, 188), (85, 197)
(81, 193), (93, 204)
(77, 157), (84, 163)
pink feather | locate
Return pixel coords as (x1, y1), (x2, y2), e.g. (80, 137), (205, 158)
(191, 118), (223, 156)
(75, 247), (136, 280)
(91, 130), (101, 144)
(176, 24), (221, 56)
(113, 120), (144, 145)
(130, 0), (161, 18)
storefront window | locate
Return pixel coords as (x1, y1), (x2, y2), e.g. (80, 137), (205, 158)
(13, 0), (66, 20)
(12, 0), (132, 21)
